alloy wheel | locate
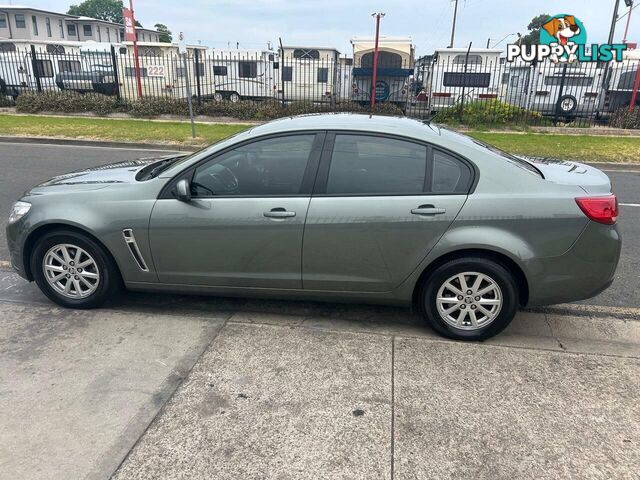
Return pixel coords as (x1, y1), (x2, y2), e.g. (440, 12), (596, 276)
(42, 244), (100, 299)
(435, 271), (503, 330)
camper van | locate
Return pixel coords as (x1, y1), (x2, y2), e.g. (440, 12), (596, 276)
(209, 49), (278, 102)
(113, 42), (209, 100)
(528, 62), (604, 118)
(279, 46), (340, 102)
(428, 48), (502, 112)
(602, 48), (640, 112)
(0, 39), (83, 97)
(350, 36), (414, 106)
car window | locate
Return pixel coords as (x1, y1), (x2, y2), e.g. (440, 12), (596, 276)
(326, 135), (427, 195)
(192, 135), (315, 196)
(431, 149), (472, 193)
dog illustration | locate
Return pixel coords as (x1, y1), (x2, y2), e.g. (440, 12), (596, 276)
(542, 15), (581, 63)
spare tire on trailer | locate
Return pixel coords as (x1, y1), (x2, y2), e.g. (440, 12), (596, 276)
(557, 94), (578, 116)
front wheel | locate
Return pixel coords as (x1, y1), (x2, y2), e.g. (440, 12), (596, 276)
(419, 257), (519, 341)
(31, 230), (120, 309)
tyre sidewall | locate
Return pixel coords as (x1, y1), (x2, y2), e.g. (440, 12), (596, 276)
(31, 231), (118, 309)
(421, 258), (518, 341)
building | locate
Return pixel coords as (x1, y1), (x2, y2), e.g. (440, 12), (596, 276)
(0, 5), (160, 44)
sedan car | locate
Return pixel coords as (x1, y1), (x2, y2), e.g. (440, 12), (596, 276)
(6, 114), (621, 340)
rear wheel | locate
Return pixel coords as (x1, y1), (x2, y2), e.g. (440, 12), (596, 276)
(418, 257), (518, 340)
(229, 92), (240, 103)
(31, 230), (120, 309)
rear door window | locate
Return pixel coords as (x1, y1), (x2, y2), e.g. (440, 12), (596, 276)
(325, 135), (427, 195)
(430, 149), (473, 193)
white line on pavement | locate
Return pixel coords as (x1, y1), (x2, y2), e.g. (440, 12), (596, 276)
(620, 203), (640, 207)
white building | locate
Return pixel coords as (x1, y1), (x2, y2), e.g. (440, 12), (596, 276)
(0, 5), (160, 44)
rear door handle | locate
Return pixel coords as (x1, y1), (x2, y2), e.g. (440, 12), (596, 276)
(411, 206), (446, 216)
(264, 208), (296, 219)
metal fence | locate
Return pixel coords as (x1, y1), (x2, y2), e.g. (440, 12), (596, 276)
(2, 44), (640, 127)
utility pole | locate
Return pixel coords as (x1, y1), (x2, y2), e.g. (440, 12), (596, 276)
(369, 12), (384, 113)
(449, 0), (459, 48)
(608, 0), (622, 45)
(129, 0), (143, 98)
(622, 0), (634, 43)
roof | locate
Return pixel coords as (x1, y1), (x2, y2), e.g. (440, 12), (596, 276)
(0, 5), (71, 17)
(435, 48), (502, 54)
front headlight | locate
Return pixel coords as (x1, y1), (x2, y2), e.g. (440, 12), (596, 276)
(8, 201), (31, 224)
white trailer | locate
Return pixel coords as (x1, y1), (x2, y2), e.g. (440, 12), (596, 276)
(209, 49), (279, 102)
(350, 36), (414, 106)
(428, 48), (502, 111)
(602, 48), (640, 112)
(279, 46), (340, 102)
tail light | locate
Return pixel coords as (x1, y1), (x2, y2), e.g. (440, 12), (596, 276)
(479, 93), (498, 99)
(575, 195), (618, 225)
(433, 92), (451, 98)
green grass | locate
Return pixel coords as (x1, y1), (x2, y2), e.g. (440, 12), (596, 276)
(0, 114), (638, 163)
(468, 132), (640, 163)
(0, 114), (250, 145)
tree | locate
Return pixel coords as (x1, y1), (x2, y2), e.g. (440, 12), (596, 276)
(67, 0), (142, 27)
(519, 13), (551, 46)
(154, 23), (172, 43)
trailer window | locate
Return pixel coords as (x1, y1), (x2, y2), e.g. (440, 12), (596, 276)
(617, 71), (637, 90)
(443, 72), (491, 88)
(317, 67), (328, 83)
(15, 14), (26, 29)
(453, 54), (482, 65)
(140, 46), (161, 57)
(213, 66), (227, 76)
(58, 60), (82, 73)
(282, 66), (292, 81)
(0, 42), (16, 52)
(544, 76), (594, 87)
(361, 51), (403, 68)
(195, 62), (205, 77)
(46, 44), (66, 54)
(125, 67), (148, 77)
(293, 49), (319, 60)
(238, 61), (257, 78)
(35, 60), (54, 78)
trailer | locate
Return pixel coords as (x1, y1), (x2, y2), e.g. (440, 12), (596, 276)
(428, 48), (502, 112)
(279, 46), (340, 103)
(0, 39), (83, 97)
(209, 49), (279, 102)
(601, 48), (640, 112)
(350, 36), (414, 106)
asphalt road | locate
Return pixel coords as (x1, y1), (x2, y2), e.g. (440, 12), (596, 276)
(0, 141), (638, 308)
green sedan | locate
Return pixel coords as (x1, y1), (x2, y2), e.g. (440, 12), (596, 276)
(6, 114), (621, 340)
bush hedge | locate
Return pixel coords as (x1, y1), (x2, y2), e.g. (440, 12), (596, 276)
(14, 91), (405, 120)
(433, 99), (542, 127)
(609, 106), (640, 129)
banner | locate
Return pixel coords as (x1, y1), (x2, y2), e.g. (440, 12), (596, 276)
(122, 8), (136, 42)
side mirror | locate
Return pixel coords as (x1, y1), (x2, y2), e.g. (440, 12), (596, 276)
(175, 178), (191, 202)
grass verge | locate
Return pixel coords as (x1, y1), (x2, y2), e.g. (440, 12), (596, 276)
(0, 114), (638, 163)
(0, 114), (250, 145)
(468, 132), (640, 163)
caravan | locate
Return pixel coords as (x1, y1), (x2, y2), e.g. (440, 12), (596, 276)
(428, 48), (502, 112)
(210, 49), (279, 102)
(350, 36), (414, 106)
(279, 46), (340, 102)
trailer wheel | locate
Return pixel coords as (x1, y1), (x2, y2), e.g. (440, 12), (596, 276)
(229, 92), (240, 103)
(557, 95), (578, 116)
(213, 92), (223, 102)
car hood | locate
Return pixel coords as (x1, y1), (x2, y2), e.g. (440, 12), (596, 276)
(28, 155), (179, 194)
(523, 157), (612, 195)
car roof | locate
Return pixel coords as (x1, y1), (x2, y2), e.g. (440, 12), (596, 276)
(247, 113), (452, 142)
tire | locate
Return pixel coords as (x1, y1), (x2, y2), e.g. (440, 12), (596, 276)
(418, 257), (519, 341)
(30, 230), (120, 309)
(557, 95), (578, 116)
(229, 92), (240, 103)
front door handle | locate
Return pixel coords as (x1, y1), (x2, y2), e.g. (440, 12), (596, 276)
(264, 208), (296, 219)
(411, 205), (446, 216)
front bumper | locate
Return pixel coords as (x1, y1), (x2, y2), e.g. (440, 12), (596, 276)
(526, 221), (621, 306)
(6, 218), (30, 280)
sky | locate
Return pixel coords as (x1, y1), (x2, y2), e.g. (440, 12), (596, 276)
(13, 0), (640, 56)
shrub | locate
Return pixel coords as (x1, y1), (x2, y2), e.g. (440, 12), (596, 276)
(0, 95), (14, 107)
(609, 106), (640, 129)
(16, 91), (121, 116)
(126, 96), (189, 117)
(433, 99), (540, 128)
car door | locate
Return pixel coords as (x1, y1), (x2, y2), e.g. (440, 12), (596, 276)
(303, 133), (472, 292)
(149, 132), (324, 288)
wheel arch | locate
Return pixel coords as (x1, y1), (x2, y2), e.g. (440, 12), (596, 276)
(412, 248), (530, 308)
(22, 222), (122, 282)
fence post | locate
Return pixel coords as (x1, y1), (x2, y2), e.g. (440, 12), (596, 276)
(553, 63), (568, 126)
(278, 37), (286, 108)
(194, 48), (202, 105)
(458, 42), (473, 122)
(110, 45), (121, 101)
(29, 45), (42, 93)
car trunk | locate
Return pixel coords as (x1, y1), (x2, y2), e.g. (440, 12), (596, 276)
(525, 158), (613, 195)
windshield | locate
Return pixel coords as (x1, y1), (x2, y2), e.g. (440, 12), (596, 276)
(471, 139), (544, 178)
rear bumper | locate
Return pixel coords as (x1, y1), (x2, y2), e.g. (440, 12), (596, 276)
(526, 221), (621, 306)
